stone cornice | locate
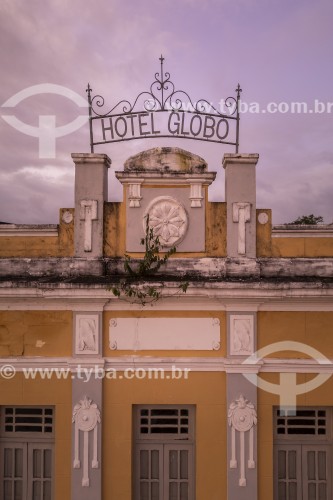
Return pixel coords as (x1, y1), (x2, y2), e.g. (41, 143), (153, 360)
(0, 224), (58, 237)
(1, 356), (332, 374)
(272, 224), (333, 238)
(0, 257), (332, 280)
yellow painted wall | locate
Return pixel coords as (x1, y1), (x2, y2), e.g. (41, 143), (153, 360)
(104, 202), (126, 257)
(103, 372), (227, 500)
(104, 310), (226, 357)
(257, 311), (333, 358)
(255, 209), (333, 257)
(256, 209), (272, 257)
(0, 209), (74, 258)
(0, 374), (72, 500)
(0, 311), (72, 357)
(206, 202), (227, 257)
(2, 202), (333, 259)
(272, 237), (333, 257)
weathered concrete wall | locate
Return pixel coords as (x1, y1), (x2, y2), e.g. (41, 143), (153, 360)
(206, 201), (227, 257)
(0, 256), (333, 279)
(124, 146), (207, 171)
(0, 311), (72, 356)
(1, 203), (333, 260)
(0, 209), (74, 258)
(72, 153), (110, 258)
(103, 201), (126, 257)
(256, 209), (272, 257)
(223, 154), (259, 258)
(103, 197), (227, 257)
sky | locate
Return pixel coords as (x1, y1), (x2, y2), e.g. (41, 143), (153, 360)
(0, 0), (332, 224)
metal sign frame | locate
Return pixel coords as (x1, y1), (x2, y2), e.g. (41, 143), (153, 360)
(87, 56), (242, 152)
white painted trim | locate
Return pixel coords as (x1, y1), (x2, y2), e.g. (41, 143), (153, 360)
(228, 395), (257, 487)
(128, 182), (143, 207)
(0, 294), (333, 311)
(116, 173), (216, 186)
(188, 179), (204, 207)
(79, 200), (98, 252)
(272, 226), (333, 238)
(0, 299), (111, 311)
(1, 282), (333, 303)
(72, 396), (101, 487)
(1, 356), (333, 373)
(232, 202), (251, 255)
(0, 225), (58, 237)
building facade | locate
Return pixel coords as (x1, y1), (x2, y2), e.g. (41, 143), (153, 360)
(0, 147), (333, 500)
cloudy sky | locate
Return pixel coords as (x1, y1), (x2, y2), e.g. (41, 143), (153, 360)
(0, 0), (332, 224)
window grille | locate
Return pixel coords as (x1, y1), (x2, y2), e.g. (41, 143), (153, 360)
(138, 407), (191, 439)
(1, 407), (54, 436)
(275, 408), (328, 438)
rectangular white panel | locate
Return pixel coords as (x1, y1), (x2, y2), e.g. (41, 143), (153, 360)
(74, 313), (100, 355)
(109, 318), (220, 351)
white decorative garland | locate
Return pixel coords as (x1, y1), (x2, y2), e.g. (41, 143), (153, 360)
(72, 396), (101, 487)
(228, 394), (257, 486)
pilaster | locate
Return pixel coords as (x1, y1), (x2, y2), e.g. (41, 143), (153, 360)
(223, 154), (259, 258)
(226, 310), (258, 500)
(71, 310), (104, 500)
(72, 153), (110, 257)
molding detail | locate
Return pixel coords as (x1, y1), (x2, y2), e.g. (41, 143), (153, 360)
(144, 196), (188, 247)
(228, 395), (257, 487)
(72, 396), (101, 487)
(189, 180), (204, 207)
(80, 200), (98, 252)
(128, 182), (143, 207)
(75, 314), (99, 355)
(232, 202), (251, 255)
(212, 341), (221, 350)
(62, 210), (73, 224)
(258, 212), (268, 225)
(229, 314), (254, 356)
(110, 340), (117, 350)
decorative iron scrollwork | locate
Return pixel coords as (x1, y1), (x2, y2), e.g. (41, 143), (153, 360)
(87, 56), (242, 152)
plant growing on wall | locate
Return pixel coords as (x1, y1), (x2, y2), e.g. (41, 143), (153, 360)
(110, 216), (188, 305)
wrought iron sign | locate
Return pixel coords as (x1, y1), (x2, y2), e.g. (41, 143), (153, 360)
(87, 56), (242, 152)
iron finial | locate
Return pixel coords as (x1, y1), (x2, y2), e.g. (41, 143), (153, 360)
(86, 83), (93, 102)
(159, 54), (165, 78)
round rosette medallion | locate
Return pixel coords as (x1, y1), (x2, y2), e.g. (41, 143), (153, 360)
(230, 406), (256, 432)
(76, 404), (99, 432)
(144, 196), (188, 247)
